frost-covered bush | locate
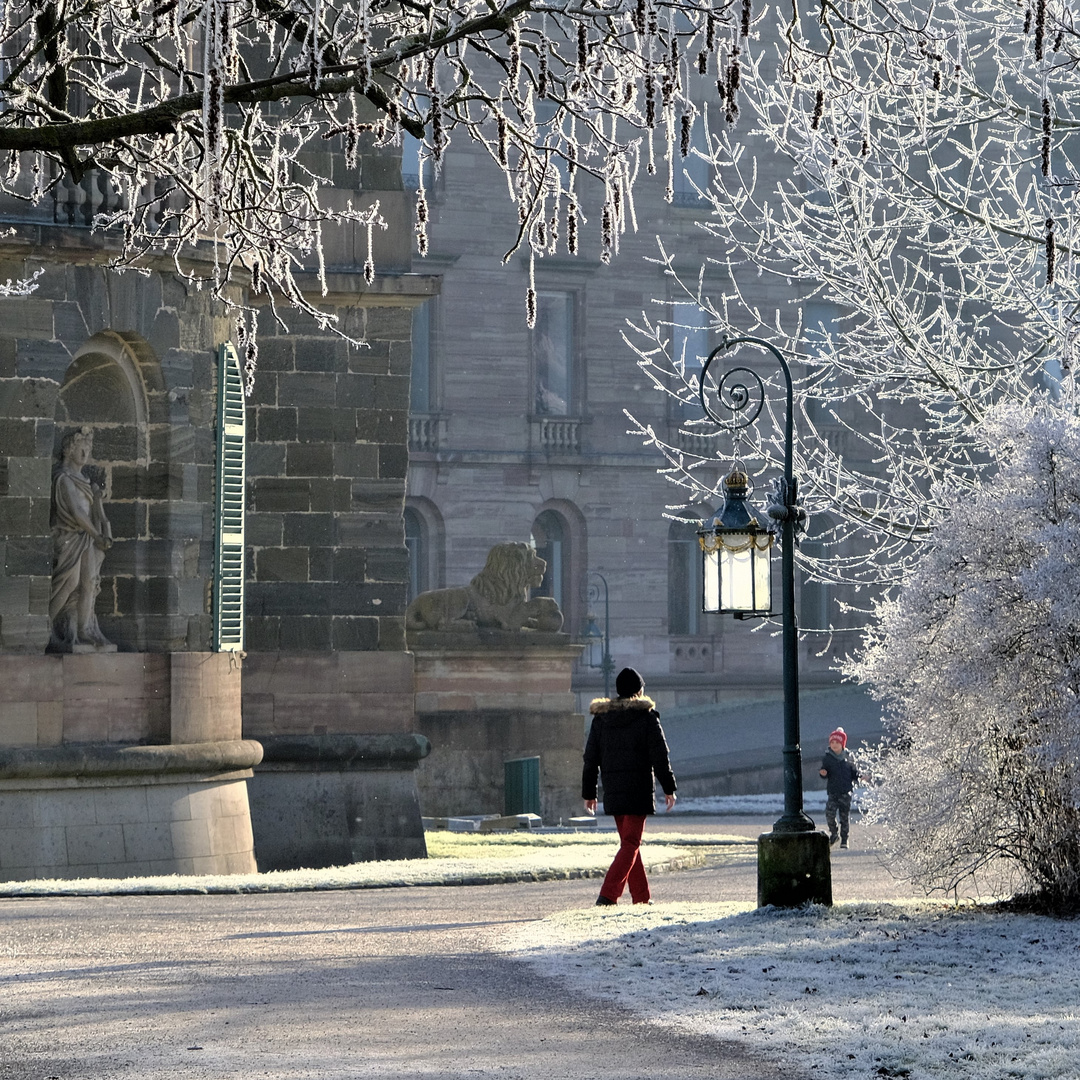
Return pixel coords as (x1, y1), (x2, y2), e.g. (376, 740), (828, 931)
(851, 403), (1080, 904)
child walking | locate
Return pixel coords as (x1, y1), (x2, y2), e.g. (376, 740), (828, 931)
(819, 727), (859, 849)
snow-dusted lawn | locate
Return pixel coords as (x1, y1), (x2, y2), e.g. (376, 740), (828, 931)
(509, 900), (1080, 1080)
(0, 830), (747, 897)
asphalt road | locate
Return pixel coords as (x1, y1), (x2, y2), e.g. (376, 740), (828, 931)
(0, 819), (917, 1080)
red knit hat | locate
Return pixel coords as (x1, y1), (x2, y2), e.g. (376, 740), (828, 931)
(829, 727), (847, 748)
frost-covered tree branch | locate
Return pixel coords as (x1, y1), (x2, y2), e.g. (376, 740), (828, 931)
(625, 0), (1080, 588)
(0, 0), (741, 386)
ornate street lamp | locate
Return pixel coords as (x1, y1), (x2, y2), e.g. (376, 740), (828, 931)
(701, 468), (773, 617)
(697, 334), (832, 908)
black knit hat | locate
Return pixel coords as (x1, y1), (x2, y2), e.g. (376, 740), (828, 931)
(615, 667), (644, 698)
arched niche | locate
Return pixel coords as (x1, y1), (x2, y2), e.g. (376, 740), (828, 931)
(51, 332), (166, 651)
(54, 331), (153, 466)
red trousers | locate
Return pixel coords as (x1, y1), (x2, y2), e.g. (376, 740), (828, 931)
(599, 814), (650, 904)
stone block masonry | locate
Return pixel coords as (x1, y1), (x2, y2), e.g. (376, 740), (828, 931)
(411, 632), (586, 826)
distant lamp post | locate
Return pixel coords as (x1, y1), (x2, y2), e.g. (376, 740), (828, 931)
(584, 572), (614, 699)
(697, 334), (832, 909)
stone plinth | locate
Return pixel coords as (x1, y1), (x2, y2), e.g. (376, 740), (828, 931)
(247, 734), (430, 871)
(410, 631), (585, 825)
(242, 652), (429, 868)
(0, 652), (259, 881)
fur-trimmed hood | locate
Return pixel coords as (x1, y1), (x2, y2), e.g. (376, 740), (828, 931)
(589, 695), (657, 715)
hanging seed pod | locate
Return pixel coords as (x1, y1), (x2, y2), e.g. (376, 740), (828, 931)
(862, 137), (870, 156)
(432, 89), (444, 165)
(726, 52), (741, 123)
(345, 122), (359, 169)
(932, 69), (941, 91)
(1054, 29), (1064, 51)
(568, 197), (579, 255)
(252, 260), (262, 293)
(741, 0), (751, 38)
(1046, 218), (1056, 285)
(698, 50), (708, 75)
(526, 286), (537, 328)
(578, 25), (588, 70)
(635, 0), (646, 35)
(1035, 0), (1046, 58)
(707, 13), (717, 51)
(548, 214), (558, 253)
(648, 5), (658, 38)
(646, 64), (656, 127)
(1023, 8), (1032, 34)
(662, 68), (673, 108)
(1042, 97), (1052, 177)
(811, 88), (824, 129)
(509, 24), (521, 85)
(539, 44), (549, 98)
(244, 338), (258, 397)
(601, 203), (613, 264)
(680, 113), (692, 157)
(498, 114), (508, 166)
(671, 37), (680, 92)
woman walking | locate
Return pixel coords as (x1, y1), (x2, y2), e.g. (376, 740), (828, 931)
(582, 667), (677, 906)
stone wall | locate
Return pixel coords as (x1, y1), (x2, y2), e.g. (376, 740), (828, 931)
(411, 632), (585, 825)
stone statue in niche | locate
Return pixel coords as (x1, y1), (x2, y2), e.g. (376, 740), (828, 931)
(405, 541), (564, 633)
(48, 427), (116, 653)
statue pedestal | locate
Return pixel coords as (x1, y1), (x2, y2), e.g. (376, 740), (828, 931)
(0, 653), (260, 881)
(410, 631), (585, 825)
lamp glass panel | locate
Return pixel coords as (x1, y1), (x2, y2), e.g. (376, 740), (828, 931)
(702, 548), (720, 613)
(720, 541), (755, 611)
(753, 544), (772, 612)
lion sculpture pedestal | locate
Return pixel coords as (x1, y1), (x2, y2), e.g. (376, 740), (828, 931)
(407, 544), (582, 824)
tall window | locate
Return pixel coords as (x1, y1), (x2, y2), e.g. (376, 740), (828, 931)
(669, 302), (711, 423)
(410, 300), (432, 413)
(404, 506), (427, 603)
(533, 291), (574, 416)
(531, 511), (566, 611)
(668, 517), (705, 635)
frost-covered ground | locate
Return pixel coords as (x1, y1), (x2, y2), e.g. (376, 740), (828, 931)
(673, 791), (831, 815)
(508, 900), (1080, 1080)
(0, 831), (744, 897)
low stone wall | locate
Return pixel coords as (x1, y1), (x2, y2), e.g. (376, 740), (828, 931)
(248, 734), (430, 871)
(411, 631), (585, 825)
(0, 741), (262, 880)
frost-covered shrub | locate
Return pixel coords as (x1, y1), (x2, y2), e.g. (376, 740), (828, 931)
(851, 403), (1080, 904)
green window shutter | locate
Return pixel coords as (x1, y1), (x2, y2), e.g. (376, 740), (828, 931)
(214, 342), (246, 652)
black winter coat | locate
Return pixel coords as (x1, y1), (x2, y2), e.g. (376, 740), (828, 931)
(820, 748), (859, 798)
(582, 696), (677, 816)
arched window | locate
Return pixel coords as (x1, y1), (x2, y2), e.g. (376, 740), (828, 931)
(403, 506), (427, 603)
(531, 510), (567, 613)
(668, 515), (706, 636)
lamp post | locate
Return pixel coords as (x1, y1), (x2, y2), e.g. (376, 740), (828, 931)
(584, 572), (614, 699)
(697, 334), (832, 908)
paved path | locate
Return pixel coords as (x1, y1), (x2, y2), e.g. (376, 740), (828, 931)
(0, 819), (916, 1080)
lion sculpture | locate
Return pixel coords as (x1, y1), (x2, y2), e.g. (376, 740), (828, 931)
(405, 541), (564, 633)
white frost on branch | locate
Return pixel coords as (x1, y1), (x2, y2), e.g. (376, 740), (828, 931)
(0, 0), (738, 381)
(851, 403), (1080, 906)
(624, 0), (1080, 589)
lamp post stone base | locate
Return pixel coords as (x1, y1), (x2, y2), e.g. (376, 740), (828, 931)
(757, 830), (833, 908)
